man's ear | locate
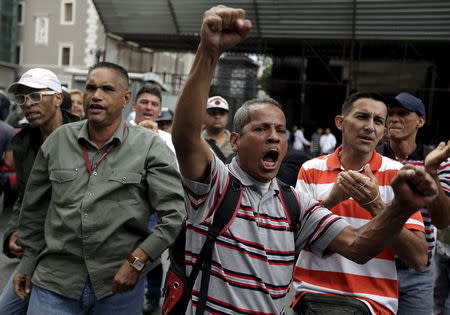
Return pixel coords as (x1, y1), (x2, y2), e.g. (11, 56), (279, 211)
(335, 115), (344, 131)
(124, 91), (132, 107)
(417, 116), (425, 129)
(54, 92), (63, 108)
(230, 132), (240, 153)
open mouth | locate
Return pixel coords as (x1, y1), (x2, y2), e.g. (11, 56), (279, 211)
(262, 149), (279, 170)
(89, 104), (105, 113)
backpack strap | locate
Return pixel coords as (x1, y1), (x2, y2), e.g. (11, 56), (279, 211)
(277, 179), (300, 234)
(205, 138), (227, 162)
(188, 173), (243, 315)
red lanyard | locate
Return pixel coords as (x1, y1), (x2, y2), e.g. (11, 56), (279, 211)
(82, 143), (116, 176)
(81, 122), (126, 176)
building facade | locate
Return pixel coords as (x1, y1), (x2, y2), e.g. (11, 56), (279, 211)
(0, 0), (18, 90)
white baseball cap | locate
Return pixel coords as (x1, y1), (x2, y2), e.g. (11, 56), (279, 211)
(206, 96), (229, 111)
(8, 68), (62, 94)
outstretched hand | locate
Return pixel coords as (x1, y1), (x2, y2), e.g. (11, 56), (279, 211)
(425, 140), (450, 175)
(391, 165), (438, 213)
(201, 5), (252, 57)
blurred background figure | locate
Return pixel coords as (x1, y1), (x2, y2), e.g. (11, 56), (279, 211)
(291, 124), (310, 152)
(156, 107), (174, 134)
(69, 89), (85, 118)
(320, 127), (337, 154)
(60, 89), (72, 112)
(202, 96), (233, 162)
(0, 93), (15, 215)
(310, 127), (323, 157)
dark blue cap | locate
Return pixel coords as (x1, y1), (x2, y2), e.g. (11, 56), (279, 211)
(388, 92), (426, 117)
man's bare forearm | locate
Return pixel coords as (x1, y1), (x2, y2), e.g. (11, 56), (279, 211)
(330, 199), (419, 264)
(391, 229), (427, 271)
(366, 201), (427, 271)
(428, 174), (450, 228)
(172, 44), (218, 181)
(173, 43), (218, 150)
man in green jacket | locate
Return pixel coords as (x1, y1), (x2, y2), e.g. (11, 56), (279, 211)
(12, 62), (185, 315)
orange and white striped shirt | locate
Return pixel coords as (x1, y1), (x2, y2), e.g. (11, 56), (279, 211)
(292, 147), (425, 315)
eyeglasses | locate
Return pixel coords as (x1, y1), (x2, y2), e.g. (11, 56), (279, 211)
(14, 91), (58, 106)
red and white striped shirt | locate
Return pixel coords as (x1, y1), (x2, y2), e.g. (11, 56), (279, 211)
(293, 147), (425, 315)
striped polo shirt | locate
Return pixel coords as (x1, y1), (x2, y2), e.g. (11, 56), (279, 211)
(293, 147), (425, 315)
(378, 143), (450, 256)
(182, 154), (349, 314)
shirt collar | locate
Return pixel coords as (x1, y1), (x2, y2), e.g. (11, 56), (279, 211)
(326, 146), (382, 172)
(78, 118), (127, 148)
(228, 156), (278, 192)
(202, 129), (231, 141)
(380, 142), (425, 162)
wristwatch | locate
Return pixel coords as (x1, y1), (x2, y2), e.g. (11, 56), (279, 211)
(127, 255), (145, 271)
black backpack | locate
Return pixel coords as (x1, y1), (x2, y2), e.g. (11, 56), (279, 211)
(161, 173), (300, 315)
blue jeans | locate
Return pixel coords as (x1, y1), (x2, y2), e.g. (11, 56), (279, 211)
(27, 277), (145, 315)
(434, 250), (450, 315)
(0, 270), (29, 314)
(397, 262), (434, 315)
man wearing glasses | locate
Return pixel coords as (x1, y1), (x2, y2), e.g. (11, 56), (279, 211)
(0, 68), (79, 315)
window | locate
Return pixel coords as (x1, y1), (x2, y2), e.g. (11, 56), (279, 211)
(17, 2), (24, 25)
(15, 44), (22, 64)
(59, 43), (73, 66)
(60, 0), (75, 24)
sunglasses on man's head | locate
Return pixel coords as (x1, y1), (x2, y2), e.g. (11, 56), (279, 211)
(14, 91), (58, 106)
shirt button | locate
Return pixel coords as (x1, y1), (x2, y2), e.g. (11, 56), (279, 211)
(87, 192), (92, 197)
(122, 176), (127, 182)
(83, 213), (88, 218)
(93, 171), (97, 176)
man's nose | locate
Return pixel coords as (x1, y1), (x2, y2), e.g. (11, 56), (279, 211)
(92, 88), (103, 100)
(364, 119), (376, 132)
(267, 128), (281, 143)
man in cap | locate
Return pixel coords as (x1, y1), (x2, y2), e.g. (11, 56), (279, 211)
(202, 95), (233, 161)
(0, 68), (80, 314)
(377, 92), (450, 315)
(156, 107), (174, 133)
(12, 62), (185, 314)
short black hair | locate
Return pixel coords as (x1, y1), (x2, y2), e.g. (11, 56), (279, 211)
(88, 61), (129, 88)
(233, 97), (282, 134)
(341, 91), (387, 115)
(135, 83), (162, 103)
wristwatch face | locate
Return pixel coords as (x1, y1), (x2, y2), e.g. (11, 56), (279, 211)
(133, 259), (145, 271)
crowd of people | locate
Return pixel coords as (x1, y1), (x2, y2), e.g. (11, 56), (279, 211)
(0, 5), (449, 315)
